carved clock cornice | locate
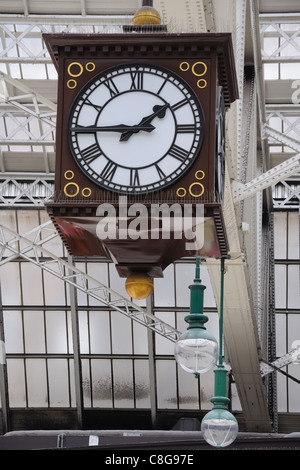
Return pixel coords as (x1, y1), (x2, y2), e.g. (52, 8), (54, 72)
(44, 33), (238, 108)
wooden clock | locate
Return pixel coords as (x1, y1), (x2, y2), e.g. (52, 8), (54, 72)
(44, 33), (238, 278)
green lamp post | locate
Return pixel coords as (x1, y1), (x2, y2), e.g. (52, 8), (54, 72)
(174, 257), (218, 376)
(201, 257), (238, 448)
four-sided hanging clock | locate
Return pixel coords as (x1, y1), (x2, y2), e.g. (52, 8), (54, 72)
(44, 33), (238, 278)
(68, 63), (205, 195)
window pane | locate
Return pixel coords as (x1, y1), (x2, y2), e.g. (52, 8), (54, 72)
(277, 370), (287, 412)
(89, 311), (111, 354)
(45, 311), (68, 353)
(79, 311), (89, 354)
(288, 265), (300, 309)
(177, 366), (199, 409)
(288, 364), (300, 412)
(133, 320), (148, 355)
(155, 312), (176, 355)
(26, 359), (48, 407)
(154, 265), (175, 306)
(7, 359), (26, 407)
(43, 270), (66, 305)
(274, 212), (287, 259)
(91, 359), (112, 408)
(48, 359), (70, 407)
(21, 263), (44, 305)
(111, 312), (132, 354)
(199, 369), (216, 409)
(288, 213), (299, 259)
(175, 262), (218, 308)
(275, 265), (286, 308)
(276, 313), (286, 357)
(134, 359), (150, 408)
(1, 263), (21, 305)
(87, 263), (109, 306)
(24, 311), (45, 353)
(156, 360), (177, 409)
(288, 314), (300, 350)
(4, 310), (24, 353)
(82, 358), (91, 407)
(17, 210), (39, 250)
(113, 359), (134, 408)
(175, 263), (194, 306)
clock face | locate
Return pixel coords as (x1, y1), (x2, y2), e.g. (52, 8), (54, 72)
(68, 63), (205, 194)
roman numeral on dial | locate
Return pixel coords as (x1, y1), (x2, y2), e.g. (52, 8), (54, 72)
(104, 78), (119, 97)
(169, 144), (189, 161)
(130, 169), (140, 186)
(101, 161), (117, 181)
(177, 124), (196, 133)
(85, 99), (103, 112)
(81, 143), (102, 164)
(155, 164), (166, 178)
(130, 70), (144, 90)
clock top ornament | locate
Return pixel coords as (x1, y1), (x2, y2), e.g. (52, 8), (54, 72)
(44, 11), (238, 288)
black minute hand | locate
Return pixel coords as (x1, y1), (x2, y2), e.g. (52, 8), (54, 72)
(72, 123), (155, 134)
(120, 103), (169, 142)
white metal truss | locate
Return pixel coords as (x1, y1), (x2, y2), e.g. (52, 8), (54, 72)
(232, 153), (300, 203)
(232, 125), (300, 203)
(260, 346), (300, 377)
(0, 173), (54, 206)
(0, 72), (56, 126)
(272, 178), (300, 209)
(260, 14), (300, 63)
(0, 222), (180, 343)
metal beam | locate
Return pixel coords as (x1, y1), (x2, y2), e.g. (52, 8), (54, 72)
(0, 72), (57, 124)
(232, 153), (300, 203)
(260, 346), (300, 377)
(0, 223), (180, 343)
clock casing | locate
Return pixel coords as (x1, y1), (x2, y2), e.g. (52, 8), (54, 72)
(44, 33), (238, 277)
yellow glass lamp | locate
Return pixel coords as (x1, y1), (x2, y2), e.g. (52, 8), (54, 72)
(125, 273), (154, 300)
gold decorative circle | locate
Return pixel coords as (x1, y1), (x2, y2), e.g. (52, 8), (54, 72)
(82, 187), (92, 197)
(64, 170), (74, 180)
(64, 182), (79, 198)
(197, 79), (207, 89)
(177, 187), (187, 197)
(180, 62), (190, 72)
(189, 182), (205, 198)
(192, 61), (207, 77)
(67, 79), (77, 89)
(195, 170), (205, 180)
(67, 62), (84, 77)
(86, 62), (95, 72)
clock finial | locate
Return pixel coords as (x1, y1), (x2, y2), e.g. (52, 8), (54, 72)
(133, 3), (161, 26)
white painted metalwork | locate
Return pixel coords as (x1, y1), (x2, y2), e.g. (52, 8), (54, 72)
(260, 346), (300, 377)
(0, 72), (57, 125)
(0, 173), (54, 206)
(0, 222), (180, 343)
(232, 153), (300, 203)
(272, 179), (300, 209)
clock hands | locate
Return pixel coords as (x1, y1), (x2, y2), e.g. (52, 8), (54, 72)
(120, 103), (169, 141)
(71, 103), (169, 142)
(71, 123), (155, 134)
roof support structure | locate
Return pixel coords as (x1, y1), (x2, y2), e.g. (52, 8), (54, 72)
(0, 222), (180, 343)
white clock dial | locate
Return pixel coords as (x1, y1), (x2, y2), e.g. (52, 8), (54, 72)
(68, 63), (205, 194)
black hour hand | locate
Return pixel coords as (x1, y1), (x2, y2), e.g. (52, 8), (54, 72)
(120, 104), (169, 141)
